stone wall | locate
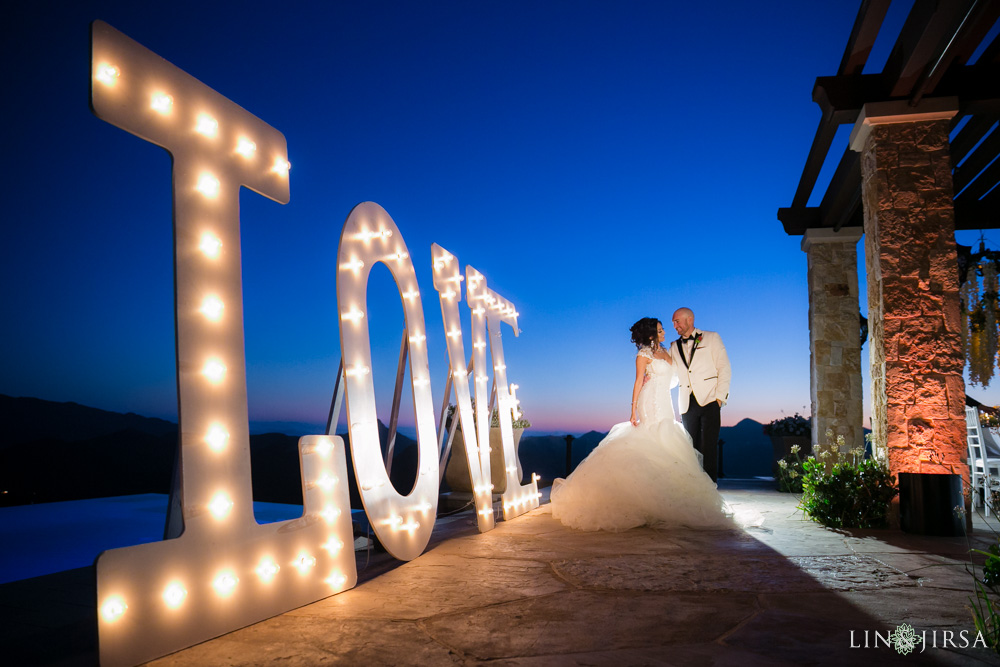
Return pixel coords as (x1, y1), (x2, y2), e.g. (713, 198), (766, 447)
(804, 231), (863, 456)
(859, 119), (966, 479)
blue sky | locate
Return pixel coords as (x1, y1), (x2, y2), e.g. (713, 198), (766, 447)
(3, 1), (997, 435)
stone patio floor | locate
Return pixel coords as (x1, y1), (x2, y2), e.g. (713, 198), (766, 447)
(5, 481), (1000, 665)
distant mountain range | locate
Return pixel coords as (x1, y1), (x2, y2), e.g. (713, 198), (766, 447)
(0, 395), (774, 507)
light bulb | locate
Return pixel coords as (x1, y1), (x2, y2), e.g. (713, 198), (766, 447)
(235, 137), (256, 158)
(346, 364), (370, 378)
(199, 295), (224, 321)
(151, 92), (173, 114)
(341, 308), (365, 323)
(100, 596), (127, 622)
(321, 538), (344, 553)
(195, 114), (218, 137)
(315, 475), (338, 490)
(325, 572), (348, 588)
(271, 157), (290, 176)
(212, 571), (238, 596)
(413, 378), (429, 387)
(205, 424), (229, 452)
(256, 557), (280, 582)
(202, 359), (227, 383)
(199, 232), (222, 258)
(402, 290), (419, 300)
(408, 334), (426, 344)
(311, 438), (333, 456)
(447, 328), (461, 339)
(442, 290), (457, 300)
(320, 506), (341, 523)
(293, 554), (316, 574)
(208, 492), (233, 519)
(387, 251), (408, 262)
(196, 173), (220, 198)
(95, 64), (120, 86)
(162, 582), (187, 608)
(339, 258), (365, 274)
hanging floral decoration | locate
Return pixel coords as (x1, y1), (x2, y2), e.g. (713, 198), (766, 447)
(959, 240), (1000, 387)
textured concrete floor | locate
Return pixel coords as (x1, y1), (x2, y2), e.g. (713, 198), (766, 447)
(5, 484), (1000, 665)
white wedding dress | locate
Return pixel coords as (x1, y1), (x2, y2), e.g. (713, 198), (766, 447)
(550, 348), (735, 531)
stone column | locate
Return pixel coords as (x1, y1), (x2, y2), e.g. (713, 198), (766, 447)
(849, 98), (966, 483)
(802, 227), (864, 458)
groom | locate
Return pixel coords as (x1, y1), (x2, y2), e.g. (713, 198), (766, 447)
(670, 307), (731, 482)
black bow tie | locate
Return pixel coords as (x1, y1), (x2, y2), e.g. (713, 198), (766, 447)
(682, 336), (696, 342)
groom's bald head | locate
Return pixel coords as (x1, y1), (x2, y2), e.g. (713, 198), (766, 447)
(672, 308), (695, 337)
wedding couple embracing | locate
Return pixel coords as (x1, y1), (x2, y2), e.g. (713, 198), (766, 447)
(550, 308), (737, 531)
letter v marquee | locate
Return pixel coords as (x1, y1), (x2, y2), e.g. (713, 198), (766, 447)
(90, 22), (356, 667)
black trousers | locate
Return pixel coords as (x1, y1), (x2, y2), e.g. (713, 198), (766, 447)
(682, 396), (721, 482)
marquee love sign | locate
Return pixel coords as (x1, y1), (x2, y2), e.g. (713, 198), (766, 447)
(89, 21), (538, 666)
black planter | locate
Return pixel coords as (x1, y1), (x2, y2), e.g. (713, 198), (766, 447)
(898, 472), (965, 536)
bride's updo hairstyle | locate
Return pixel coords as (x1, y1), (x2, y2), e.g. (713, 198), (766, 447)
(630, 317), (661, 350)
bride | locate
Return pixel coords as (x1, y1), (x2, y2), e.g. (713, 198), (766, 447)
(550, 317), (734, 531)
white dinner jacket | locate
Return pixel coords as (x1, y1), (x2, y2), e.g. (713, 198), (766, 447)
(669, 329), (731, 414)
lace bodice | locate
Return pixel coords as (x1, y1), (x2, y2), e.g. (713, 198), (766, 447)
(638, 346), (673, 378)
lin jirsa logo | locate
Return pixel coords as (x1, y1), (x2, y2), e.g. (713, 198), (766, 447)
(851, 623), (987, 654)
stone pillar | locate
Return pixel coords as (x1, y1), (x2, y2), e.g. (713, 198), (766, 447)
(802, 227), (864, 457)
(849, 98), (966, 482)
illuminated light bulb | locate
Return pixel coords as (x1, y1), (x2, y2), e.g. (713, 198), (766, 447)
(473, 307), (486, 316)
(311, 439), (333, 456)
(100, 596), (127, 622)
(151, 92), (173, 114)
(196, 173), (221, 198)
(402, 290), (419, 300)
(162, 582), (187, 609)
(235, 137), (257, 158)
(95, 63), (120, 86)
(321, 538), (344, 554)
(387, 251), (408, 262)
(447, 328), (461, 339)
(271, 157), (291, 176)
(399, 519), (420, 532)
(202, 359), (227, 383)
(450, 274), (465, 283)
(494, 364), (506, 371)
(476, 374), (488, 383)
(510, 383), (519, 391)
(293, 554), (316, 574)
(320, 506), (341, 523)
(256, 558), (280, 582)
(412, 502), (432, 513)
(478, 508), (493, 516)
(205, 424), (229, 452)
(199, 232), (222, 258)
(195, 114), (218, 137)
(408, 334), (426, 344)
(506, 465), (517, 475)
(339, 258), (365, 274)
(325, 573), (348, 588)
(532, 473), (541, 483)
(208, 492), (233, 519)
(474, 340), (486, 349)
(345, 364), (370, 378)
(442, 290), (457, 300)
(199, 295), (224, 321)
(341, 308), (365, 323)
(212, 571), (239, 596)
(453, 368), (467, 378)
(413, 378), (429, 387)
(316, 475), (338, 490)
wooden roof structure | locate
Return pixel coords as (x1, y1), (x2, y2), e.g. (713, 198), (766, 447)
(779, 0), (1000, 235)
